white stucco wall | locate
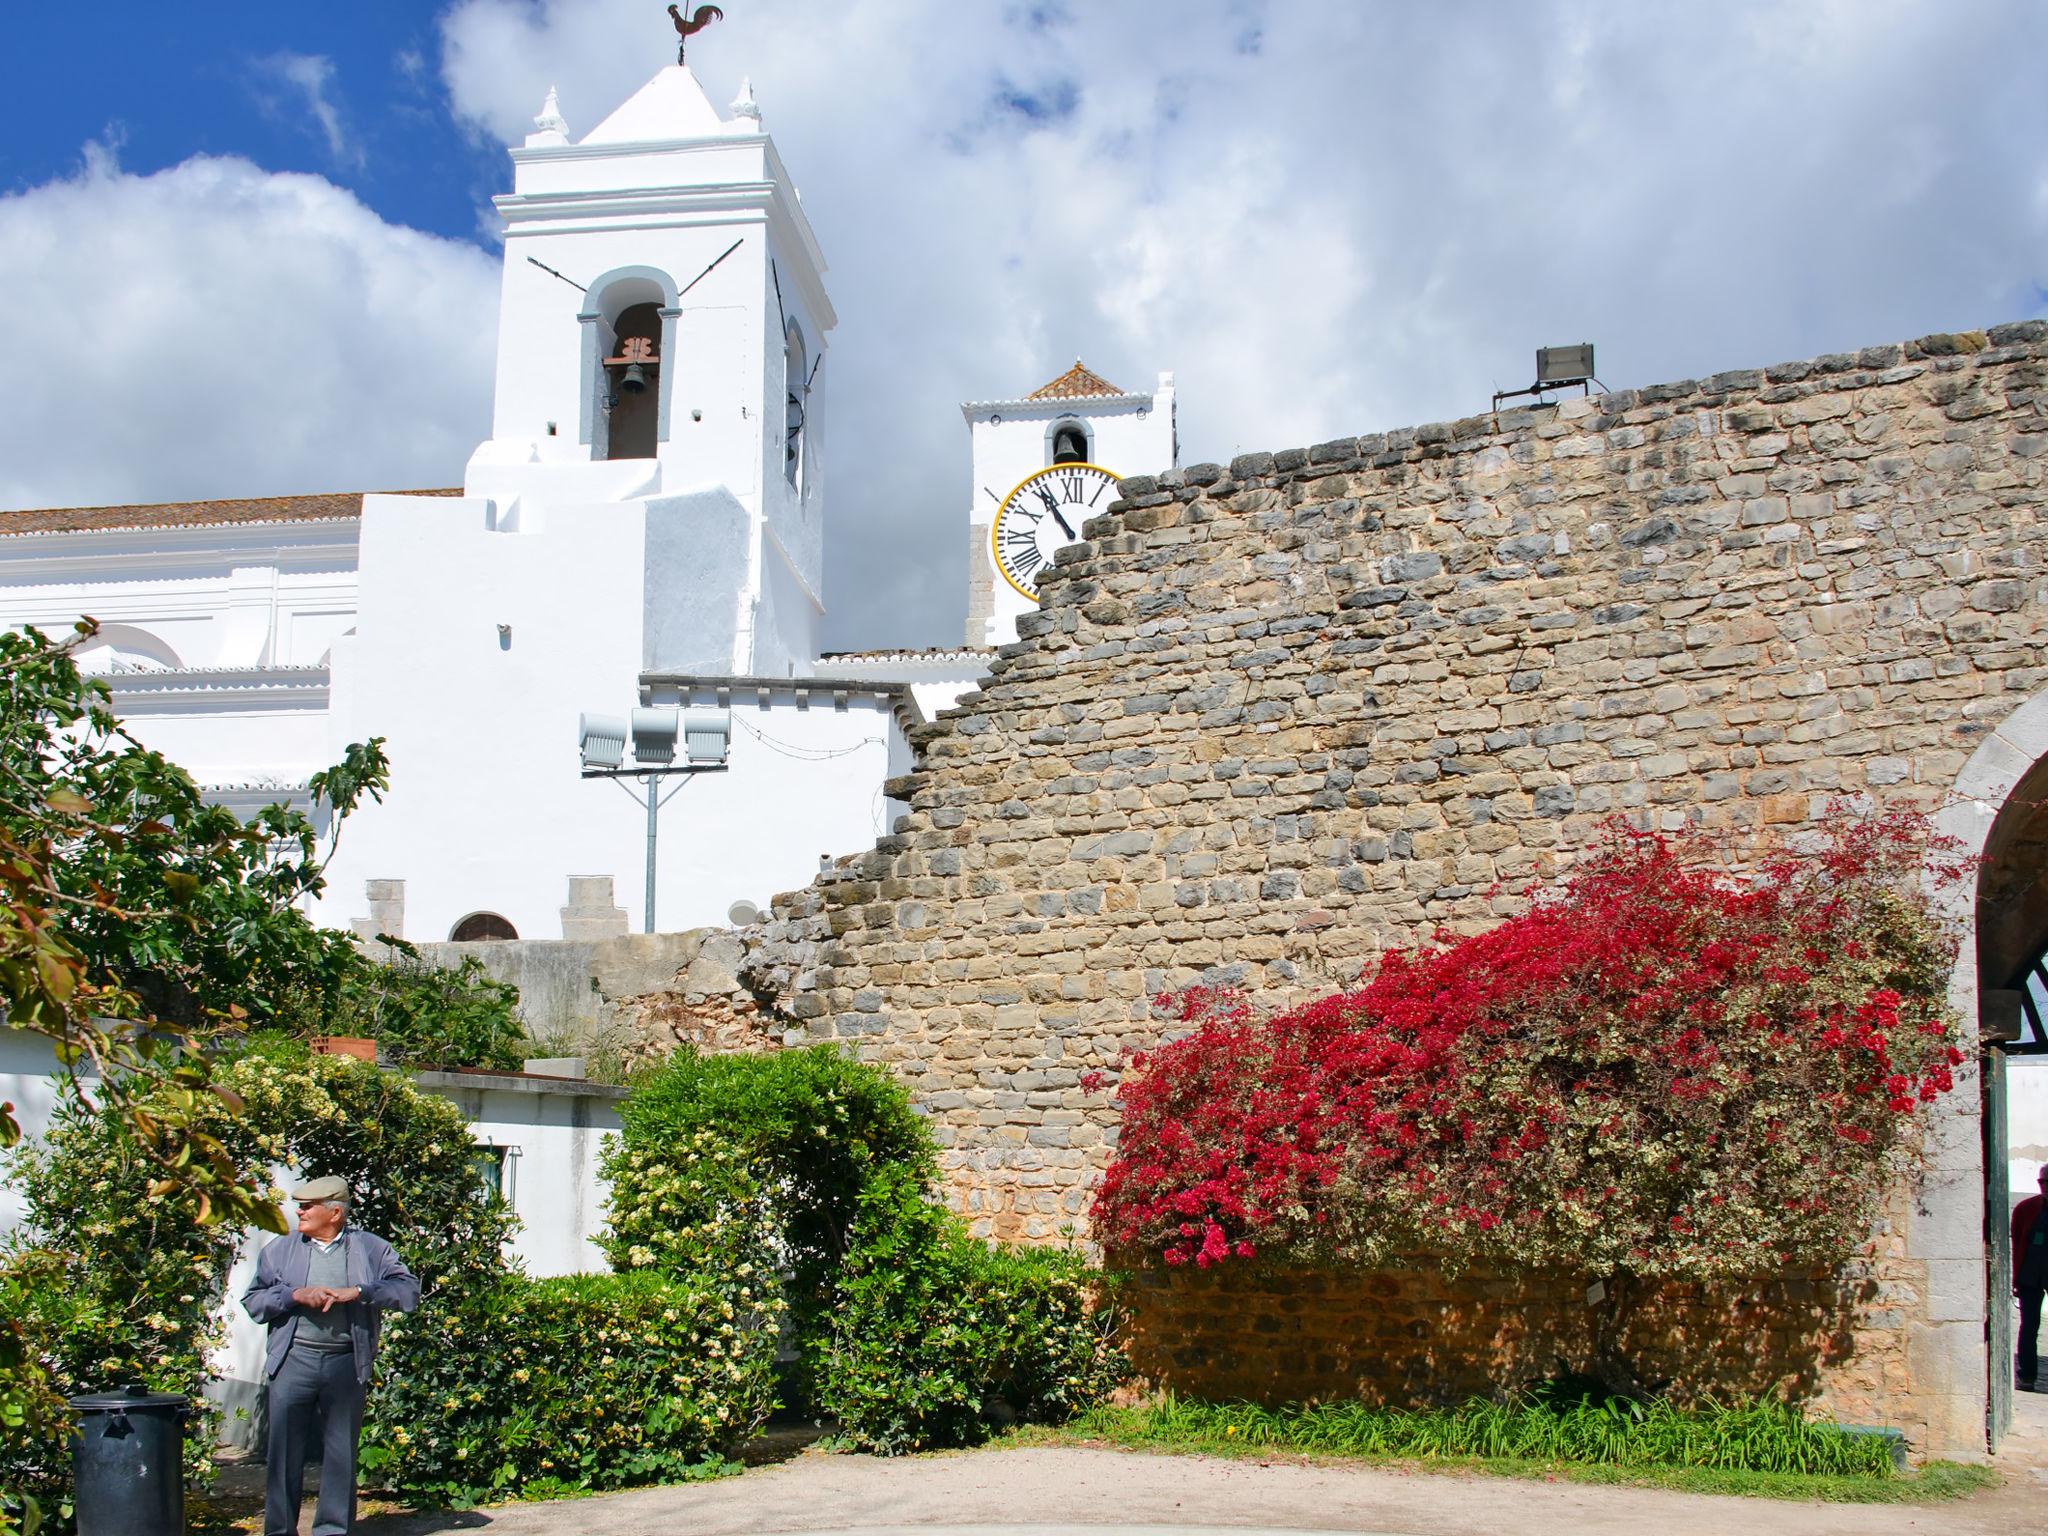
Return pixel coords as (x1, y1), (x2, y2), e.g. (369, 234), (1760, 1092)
(320, 483), (914, 942)
(0, 1030), (70, 1234)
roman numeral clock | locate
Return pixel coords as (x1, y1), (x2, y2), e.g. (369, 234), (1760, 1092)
(991, 463), (1119, 601)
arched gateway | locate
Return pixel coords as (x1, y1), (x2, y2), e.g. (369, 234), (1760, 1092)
(1943, 689), (2048, 1446)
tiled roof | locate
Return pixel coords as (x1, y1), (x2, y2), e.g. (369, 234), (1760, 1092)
(0, 488), (461, 537)
(817, 646), (997, 663)
(1026, 360), (1125, 400)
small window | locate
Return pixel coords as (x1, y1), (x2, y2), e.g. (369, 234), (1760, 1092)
(450, 912), (518, 942)
(472, 1143), (517, 1202)
(1051, 421), (1089, 465)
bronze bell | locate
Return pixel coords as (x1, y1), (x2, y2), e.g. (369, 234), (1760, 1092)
(620, 362), (650, 395)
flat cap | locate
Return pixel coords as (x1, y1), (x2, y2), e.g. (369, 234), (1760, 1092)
(290, 1174), (350, 1203)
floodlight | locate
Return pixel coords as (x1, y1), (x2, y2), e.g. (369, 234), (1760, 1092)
(728, 899), (762, 926)
(684, 707), (731, 765)
(578, 713), (627, 771)
(1536, 344), (1594, 388)
(630, 707), (680, 765)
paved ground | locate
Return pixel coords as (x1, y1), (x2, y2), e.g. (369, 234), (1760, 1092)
(322, 1389), (2048, 1536)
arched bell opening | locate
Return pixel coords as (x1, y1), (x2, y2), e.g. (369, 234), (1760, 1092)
(1048, 418), (1091, 466)
(784, 319), (809, 492)
(576, 265), (678, 458)
(602, 302), (663, 461)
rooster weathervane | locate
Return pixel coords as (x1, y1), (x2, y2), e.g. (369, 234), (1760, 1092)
(668, 4), (724, 64)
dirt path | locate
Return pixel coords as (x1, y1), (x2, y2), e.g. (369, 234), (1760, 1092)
(348, 1391), (2048, 1536)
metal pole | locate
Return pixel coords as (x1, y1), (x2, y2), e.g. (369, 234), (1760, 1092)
(643, 772), (659, 934)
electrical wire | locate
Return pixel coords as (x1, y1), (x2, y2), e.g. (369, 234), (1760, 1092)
(731, 710), (885, 762)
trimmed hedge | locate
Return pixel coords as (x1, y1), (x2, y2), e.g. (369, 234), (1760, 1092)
(362, 1269), (783, 1505)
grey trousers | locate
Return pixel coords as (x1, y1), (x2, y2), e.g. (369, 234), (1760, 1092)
(265, 1345), (365, 1536)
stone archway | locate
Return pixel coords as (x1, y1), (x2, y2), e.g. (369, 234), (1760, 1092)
(1938, 687), (2048, 1449)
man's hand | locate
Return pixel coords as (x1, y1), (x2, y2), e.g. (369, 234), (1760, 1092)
(291, 1285), (362, 1312)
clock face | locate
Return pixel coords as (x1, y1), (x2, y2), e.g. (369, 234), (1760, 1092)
(992, 462), (1119, 600)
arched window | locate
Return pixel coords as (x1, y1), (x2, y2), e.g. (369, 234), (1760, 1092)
(450, 912), (518, 942)
(784, 320), (808, 489)
(74, 623), (183, 675)
(602, 302), (663, 461)
(1049, 419), (1090, 465)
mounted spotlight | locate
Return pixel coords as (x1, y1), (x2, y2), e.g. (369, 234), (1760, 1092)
(578, 713), (628, 771)
(1493, 342), (1601, 412)
(684, 707), (731, 766)
(576, 699), (732, 935)
(1536, 344), (1596, 390)
(630, 707), (679, 766)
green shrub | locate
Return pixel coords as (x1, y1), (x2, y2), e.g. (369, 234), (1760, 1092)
(300, 946), (526, 1072)
(0, 1277), (70, 1536)
(363, 1268), (783, 1503)
(2, 1047), (515, 1509)
(809, 1168), (1124, 1454)
(603, 1048), (1126, 1452)
(605, 1046), (933, 1311)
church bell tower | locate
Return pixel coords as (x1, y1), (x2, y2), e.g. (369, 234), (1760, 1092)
(466, 63), (835, 672)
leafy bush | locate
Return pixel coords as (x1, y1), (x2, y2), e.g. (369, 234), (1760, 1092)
(2, 1046), (515, 1508)
(808, 1169), (1124, 1454)
(298, 945), (526, 1072)
(1094, 812), (1967, 1278)
(0, 1277), (71, 1536)
(603, 1046), (933, 1324)
(360, 1270), (782, 1506)
(1075, 1391), (1902, 1477)
(603, 1049), (1125, 1451)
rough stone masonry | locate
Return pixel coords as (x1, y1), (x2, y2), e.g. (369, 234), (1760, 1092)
(745, 321), (2048, 1454)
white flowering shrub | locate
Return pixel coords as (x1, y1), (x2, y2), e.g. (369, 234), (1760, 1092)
(2, 1044), (514, 1509)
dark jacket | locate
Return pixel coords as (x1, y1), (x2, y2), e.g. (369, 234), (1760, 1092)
(241, 1227), (419, 1385)
(2018, 1193), (2046, 1291)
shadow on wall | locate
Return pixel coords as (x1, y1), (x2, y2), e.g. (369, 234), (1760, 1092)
(1115, 1258), (1875, 1412)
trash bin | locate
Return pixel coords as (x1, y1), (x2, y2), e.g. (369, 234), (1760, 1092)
(68, 1388), (187, 1536)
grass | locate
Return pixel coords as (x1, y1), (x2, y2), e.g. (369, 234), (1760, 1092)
(1011, 1394), (1998, 1505)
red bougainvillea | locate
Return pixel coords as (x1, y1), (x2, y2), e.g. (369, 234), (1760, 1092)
(1090, 811), (1968, 1279)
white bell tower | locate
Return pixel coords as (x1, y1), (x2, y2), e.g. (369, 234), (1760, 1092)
(467, 65), (835, 672)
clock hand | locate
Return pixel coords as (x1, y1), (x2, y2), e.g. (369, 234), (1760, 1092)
(1034, 486), (1076, 540)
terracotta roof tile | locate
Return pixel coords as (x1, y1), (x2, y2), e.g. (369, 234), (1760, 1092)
(1025, 360), (1125, 400)
(0, 488), (462, 537)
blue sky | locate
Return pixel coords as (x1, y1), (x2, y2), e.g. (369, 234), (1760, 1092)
(3, 4), (488, 241)
(3, 1), (2046, 649)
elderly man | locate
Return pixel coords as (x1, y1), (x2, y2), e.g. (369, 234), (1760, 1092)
(242, 1175), (419, 1536)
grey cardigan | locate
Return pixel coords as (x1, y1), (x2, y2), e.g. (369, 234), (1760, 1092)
(241, 1228), (420, 1385)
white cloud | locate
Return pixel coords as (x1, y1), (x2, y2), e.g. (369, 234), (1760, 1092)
(2, 3), (2041, 655)
(0, 144), (497, 512)
(253, 52), (362, 171)
(437, 0), (2048, 649)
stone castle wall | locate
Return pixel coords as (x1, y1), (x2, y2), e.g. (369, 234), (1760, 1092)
(747, 321), (2048, 1453)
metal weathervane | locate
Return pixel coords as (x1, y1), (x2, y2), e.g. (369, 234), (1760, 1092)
(668, 3), (724, 64)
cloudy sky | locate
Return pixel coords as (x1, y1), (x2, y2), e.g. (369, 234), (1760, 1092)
(2, 1), (2043, 648)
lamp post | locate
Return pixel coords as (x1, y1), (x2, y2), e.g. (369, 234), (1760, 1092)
(578, 706), (731, 933)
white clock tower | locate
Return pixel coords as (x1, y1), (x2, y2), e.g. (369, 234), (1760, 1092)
(961, 362), (1176, 646)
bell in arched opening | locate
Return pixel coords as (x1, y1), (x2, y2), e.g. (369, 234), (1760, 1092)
(1051, 422), (1089, 465)
(603, 303), (663, 460)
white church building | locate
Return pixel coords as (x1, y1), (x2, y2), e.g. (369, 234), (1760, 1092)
(0, 61), (1178, 945)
